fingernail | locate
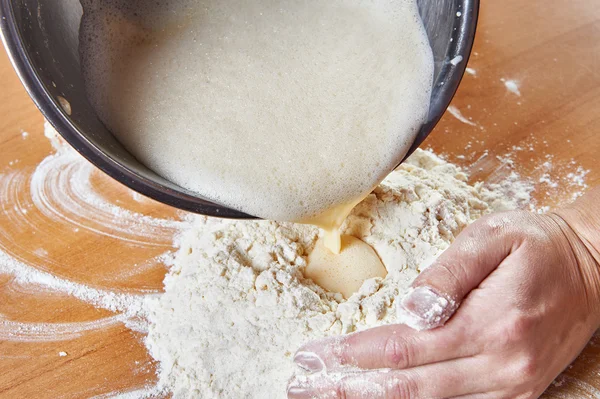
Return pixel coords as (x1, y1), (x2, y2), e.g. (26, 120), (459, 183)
(287, 386), (313, 399)
(294, 351), (324, 373)
(397, 286), (455, 331)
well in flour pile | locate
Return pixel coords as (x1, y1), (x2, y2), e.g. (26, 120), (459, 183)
(144, 149), (529, 398)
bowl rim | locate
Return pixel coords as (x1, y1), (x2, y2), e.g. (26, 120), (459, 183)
(0, 0), (479, 219)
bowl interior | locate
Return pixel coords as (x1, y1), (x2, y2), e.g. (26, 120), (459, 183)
(0, 0), (478, 218)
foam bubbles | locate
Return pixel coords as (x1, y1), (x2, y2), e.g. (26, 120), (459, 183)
(80, 0), (434, 221)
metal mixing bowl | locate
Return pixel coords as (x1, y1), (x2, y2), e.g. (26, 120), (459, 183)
(0, 0), (479, 219)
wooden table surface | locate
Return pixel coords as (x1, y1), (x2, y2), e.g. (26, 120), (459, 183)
(1, 0), (600, 397)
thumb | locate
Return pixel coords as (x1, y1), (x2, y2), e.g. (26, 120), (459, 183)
(398, 212), (518, 330)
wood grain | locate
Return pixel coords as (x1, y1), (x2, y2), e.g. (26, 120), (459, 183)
(0, 0), (599, 397)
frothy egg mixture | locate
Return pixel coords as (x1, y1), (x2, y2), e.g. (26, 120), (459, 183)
(79, 0), (434, 297)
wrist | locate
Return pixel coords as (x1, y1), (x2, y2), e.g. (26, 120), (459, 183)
(554, 187), (600, 263)
(552, 187), (600, 328)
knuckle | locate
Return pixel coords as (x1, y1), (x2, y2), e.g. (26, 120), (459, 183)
(509, 315), (535, 339)
(498, 314), (536, 346)
(521, 219), (553, 246)
(383, 336), (413, 369)
(432, 258), (465, 298)
(385, 375), (419, 399)
(517, 354), (539, 379)
(514, 389), (539, 399)
(508, 352), (540, 384)
(476, 211), (532, 238)
(477, 213), (511, 235)
(334, 381), (350, 399)
(336, 337), (354, 367)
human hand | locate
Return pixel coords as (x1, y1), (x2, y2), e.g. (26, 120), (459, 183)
(289, 189), (600, 399)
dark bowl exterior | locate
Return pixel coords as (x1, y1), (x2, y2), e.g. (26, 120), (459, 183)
(0, 0), (478, 218)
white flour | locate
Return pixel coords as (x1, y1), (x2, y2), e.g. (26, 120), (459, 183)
(501, 78), (522, 96)
(447, 105), (478, 127)
(144, 149), (529, 398)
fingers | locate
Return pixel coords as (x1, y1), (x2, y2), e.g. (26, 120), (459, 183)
(398, 212), (520, 330)
(288, 356), (496, 399)
(295, 319), (477, 372)
(449, 393), (504, 399)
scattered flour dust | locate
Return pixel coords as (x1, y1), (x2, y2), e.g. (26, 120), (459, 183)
(447, 105), (477, 127)
(144, 149), (531, 398)
(465, 67), (477, 76)
(501, 78), (522, 96)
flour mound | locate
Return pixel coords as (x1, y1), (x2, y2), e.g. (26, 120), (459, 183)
(144, 149), (529, 398)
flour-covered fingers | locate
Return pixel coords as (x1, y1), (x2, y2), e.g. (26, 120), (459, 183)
(294, 318), (477, 372)
(398, 212), (521, 330)
(288, 356), (496, 399)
